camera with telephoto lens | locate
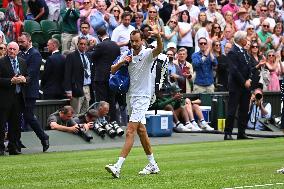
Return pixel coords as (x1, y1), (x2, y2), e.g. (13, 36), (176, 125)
(77, 124), (93, 142)
(93, 121), (106, 138)
(255, 93), (263, 100)
(101, 120), (116, 138)
(110, 121), (124, 136)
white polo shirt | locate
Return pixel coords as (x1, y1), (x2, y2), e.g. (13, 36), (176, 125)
(127, 47), (154, 97)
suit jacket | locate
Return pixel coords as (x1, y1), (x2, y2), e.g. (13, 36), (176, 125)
(91, 38), (120, 82)
(18, 47), (42, 99)
(64, 50), (92, 97)
(0, 56), (28, 109)
(41, 51), (65, 96)
(228, 44), (253, 92)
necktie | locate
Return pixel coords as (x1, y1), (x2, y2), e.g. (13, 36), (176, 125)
(81, 53), (89, 79)
(12, 59), (21, 93)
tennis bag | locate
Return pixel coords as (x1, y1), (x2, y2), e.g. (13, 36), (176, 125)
(109, 50), (131, 94)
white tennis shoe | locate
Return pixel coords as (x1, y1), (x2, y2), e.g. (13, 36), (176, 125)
(105, 164), (120, 178)
(139, 162), (160, 175)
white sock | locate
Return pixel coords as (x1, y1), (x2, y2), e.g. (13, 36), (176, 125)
(200, 120), (206, 124)
(147, 153), (156, 165)
(190, 120), (197, 125)
(115, 157), (125, 169)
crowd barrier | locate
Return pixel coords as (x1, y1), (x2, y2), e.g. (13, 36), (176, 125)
(33, 92), (282, 130)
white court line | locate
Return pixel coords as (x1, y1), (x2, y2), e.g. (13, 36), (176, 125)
(223, 183), (284, 189)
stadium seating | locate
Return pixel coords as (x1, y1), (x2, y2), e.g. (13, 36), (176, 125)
(40, 20), (61, 42)
(0, 8), (6, 13)
(24, 20), (45, 48)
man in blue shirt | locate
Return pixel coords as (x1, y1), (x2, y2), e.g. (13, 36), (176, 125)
(191, 37), (217, 93)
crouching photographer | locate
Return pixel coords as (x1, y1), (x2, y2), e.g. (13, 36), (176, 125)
(47, 106), (93, 142)
(247, 86), (271, 131)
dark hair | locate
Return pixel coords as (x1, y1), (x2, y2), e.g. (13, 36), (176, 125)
(210, 23), (222, 39)
(96, 27), (107, 37)
(198, 37), (207, 43)
(80, 21), (90, 28)
(178, 10), (190, 23)
(86, 109), (98, 118)
(60, 106), (74, 115)
(130, 29), (144, 39)
(121, 11), (132, 20)
(20, 32), (32, 42)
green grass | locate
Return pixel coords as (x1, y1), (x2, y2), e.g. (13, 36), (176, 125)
(1, 138), (284, 189)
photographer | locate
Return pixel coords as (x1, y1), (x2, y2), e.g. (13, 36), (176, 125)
(247, 86), (271, 131)
(74, 109), (98, 130)
(47, 106), (93, 141)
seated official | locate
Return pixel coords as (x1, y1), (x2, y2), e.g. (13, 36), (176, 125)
(149, 84), (192, 132)
(247, 87), (271, 131)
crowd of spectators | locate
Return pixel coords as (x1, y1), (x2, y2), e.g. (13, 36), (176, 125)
(1, 0), (284, 155)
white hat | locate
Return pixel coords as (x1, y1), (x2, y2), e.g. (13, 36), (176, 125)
(167, 42), (177, 49)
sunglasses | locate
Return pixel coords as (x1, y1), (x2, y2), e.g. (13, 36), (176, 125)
(261, 9), (267, 12)
(66, 0), (72, 2)
(149, 11), (157, 13)
(167, 53), (174, 56)
(214, 44), (220, 47)
(262, 25), (269, 28)
(268, 54), (275, 57)
(247, 28), (254, 30)
(83, 1), (90, 4)
(214, 26), (220, 29)
(113, 9), (120, 12)
(170, 21), (177, 24)
(251, 46), (258, 48)
(0, 47), (6, 50)
(199, 42), (207, 45)
(243, 2), (250, 4)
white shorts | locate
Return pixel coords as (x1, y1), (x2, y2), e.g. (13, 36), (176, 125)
(127, 96), (151, 125)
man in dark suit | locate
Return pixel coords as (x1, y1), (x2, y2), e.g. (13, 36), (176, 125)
(41, 38), (66, 99)
(0, 42), (28, 155)
(224, 31), (253, 140)
(18, 32), (49, 152)
(64, 37), (93, 114)
(91, 27), (120, 122)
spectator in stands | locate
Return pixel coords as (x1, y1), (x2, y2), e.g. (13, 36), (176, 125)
(192, 37), (217, 93)
(205, 0), (226, 30)
(247, 86), (271, 130)
(140, 24), (155, 47)
(272, 22), (284, 52)
(111, 11), (135, 53)
(90, 0), (118, 39)
(192, 12), (207, 36)
(41, 38), (66, 100)
(60, 0), (80, 52)
(220, 26), (234, 54)
(64, 37), (93, 114)
(241, 0), (253, 14)
(143, 6), (165, 37)
(46, 0), (61, 21)
(0, 31), (7, 45)
(48, 105), (89, 133)
(235, 7), (253, 31)
(196, 0), (207, 12)
(265, 49), (281, 91)
(0, 43), (7, 58)
(70, 21), (97, 51)
(18, 33), (50, 152)
(163, 17), (178, 52)
(140, 0), (151, 15)
(178, 0), (200, 21)
(0, 42), (28, 156)
(194, 20), (211, 53)
(131, 12), (144, 29)
(224, 11), (238, 33)
(177, 10), (194, 62)
(267, 0), (279, 21)
(79, 0), (96, 35)
(157, 0), (177, 24)
(210, 23), (223, 41)
(221, 0), (240, 21)
(91, 27), (120, 122)
(2, 0), (25, 42)
(107, 4), (124, 24)
(27, 0), (49, 22)
(214, 40), (229, 91)
(252, 5), (276, 32)
(246, 24), (257, 42)
(166, 49), (177, 85)
(124, 0), (141, 23)
(172, 47), (194, 94)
